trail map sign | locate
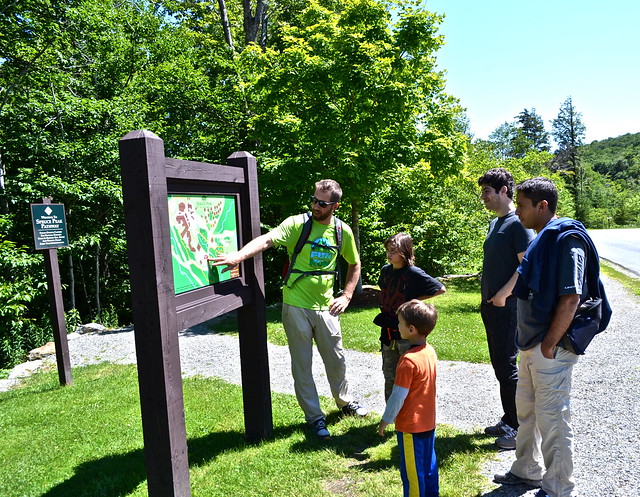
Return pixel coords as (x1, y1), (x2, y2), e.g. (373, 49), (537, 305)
(119, 130), (271, 497)
(168, 194), (240, 293)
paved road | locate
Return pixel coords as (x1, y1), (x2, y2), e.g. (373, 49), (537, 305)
(588, 228), (640, 275)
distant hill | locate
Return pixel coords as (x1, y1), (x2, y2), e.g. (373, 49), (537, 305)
(581, 132), (640, 181)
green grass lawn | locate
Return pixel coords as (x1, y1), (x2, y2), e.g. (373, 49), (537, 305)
(1, 363), (496, 497)
(0, 278), (496, 497)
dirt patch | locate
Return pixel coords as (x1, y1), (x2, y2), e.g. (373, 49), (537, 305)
(323, 476), (359, 496)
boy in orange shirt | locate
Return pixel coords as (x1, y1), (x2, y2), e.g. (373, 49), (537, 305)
(378, 299), (439, 497)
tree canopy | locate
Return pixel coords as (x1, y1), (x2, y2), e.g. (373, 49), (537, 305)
(581, 132), (640, 183)
(0, 0), (470, 367)
(2, 0), (634, 370)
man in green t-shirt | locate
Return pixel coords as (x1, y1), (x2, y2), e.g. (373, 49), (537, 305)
(212, 179), (368, 439)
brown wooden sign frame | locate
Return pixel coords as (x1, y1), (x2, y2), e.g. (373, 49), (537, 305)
(119, 130), (272, 497)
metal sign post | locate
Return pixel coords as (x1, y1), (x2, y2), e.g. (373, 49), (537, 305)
(30, 198), (72, 386)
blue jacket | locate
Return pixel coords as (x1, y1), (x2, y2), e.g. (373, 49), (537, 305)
(513, 217), (612, 338)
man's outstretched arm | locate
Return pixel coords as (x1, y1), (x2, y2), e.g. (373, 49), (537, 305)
(211, 233), (274, 272)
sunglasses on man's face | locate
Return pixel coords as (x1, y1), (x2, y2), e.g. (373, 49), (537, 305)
(310, 195), (337, 208)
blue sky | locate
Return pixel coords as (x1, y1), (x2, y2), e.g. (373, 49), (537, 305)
(425, 0), (640, 143)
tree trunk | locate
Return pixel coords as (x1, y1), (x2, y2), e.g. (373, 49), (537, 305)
(68, 253), (76, 309)
(243, 0), (267, 46)
(217, 0), (235, 51)
(78, 257), (91, 317)
(95, 245), (101, 321)
(350, 200), (363, 295)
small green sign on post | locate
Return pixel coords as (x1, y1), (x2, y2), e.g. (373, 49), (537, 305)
(30, 203), (69, 250)
(30, 199), (72, 386)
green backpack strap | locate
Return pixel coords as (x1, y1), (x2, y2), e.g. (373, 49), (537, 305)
(282, 212), (313, 287)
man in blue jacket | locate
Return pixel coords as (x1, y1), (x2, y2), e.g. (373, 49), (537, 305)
(494, 177), (602, 497)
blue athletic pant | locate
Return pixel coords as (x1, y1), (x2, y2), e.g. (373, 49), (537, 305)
(397, 429), (439, 497)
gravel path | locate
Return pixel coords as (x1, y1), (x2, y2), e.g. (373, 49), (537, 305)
(2, 273), (639, 496)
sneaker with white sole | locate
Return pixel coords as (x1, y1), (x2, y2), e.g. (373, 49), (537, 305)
(341, 401), (369, 417)
(311, 418), (331, 439)
(493, 471), (541, 488)
(495, 425), (517, 450)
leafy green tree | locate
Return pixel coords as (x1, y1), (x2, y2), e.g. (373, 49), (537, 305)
(581, 132), (640, 184)
(156, 0), (468, 297)
(517, 108), (550, 152)
(361, 143), (561, 283)
(0, 0), (475, 366)
(486, 122), (532, 159)
(243, 0), (466, 239)
(486, 109), (549, 160)
(0, 0), (229, 365)
(552, 96), (587, 220)
(552, 97), (586, 163)
(579, 133), (640, 227)
(0, 240), (50, 366)
(358, 158), (486, 282)
(160, 0), (268, 51)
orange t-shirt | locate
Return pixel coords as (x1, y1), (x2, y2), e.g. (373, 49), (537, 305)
(393, 343), (437, 433)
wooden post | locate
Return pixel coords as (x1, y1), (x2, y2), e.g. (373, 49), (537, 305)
(119, 130), (190, 497)
(228, 152), (273, 441)
(43, 249), (72, 386)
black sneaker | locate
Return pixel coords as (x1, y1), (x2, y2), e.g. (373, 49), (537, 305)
(311, 418), (331, 439)
(493, 471), (541, 488)
(495, 425), (517, 450)
(484, 420), (508, 436)
(341, 401), (369, 417)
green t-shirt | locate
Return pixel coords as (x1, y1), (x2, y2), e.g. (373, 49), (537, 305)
(269, 214), (359, 310)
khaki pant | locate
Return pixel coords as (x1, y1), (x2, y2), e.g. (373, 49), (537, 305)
(282, 303), (353, 423)
(382, 339), (412, 401)
(510, 343), (578, 497)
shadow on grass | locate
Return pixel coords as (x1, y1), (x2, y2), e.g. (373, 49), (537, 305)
(437, 431), (496, 466)
(374, 430), (497, 473)
(288, 414), (497, 476)
(289, 412), (392, 467)
(40, 413), (385, 496)
(39, 415), (315, 497)
(40, 429), (247, 497)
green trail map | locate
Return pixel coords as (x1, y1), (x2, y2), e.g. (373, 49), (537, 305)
(168, 194), (240, 294)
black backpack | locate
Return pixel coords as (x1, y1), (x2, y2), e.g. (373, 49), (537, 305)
(282, 212), (343, 290)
